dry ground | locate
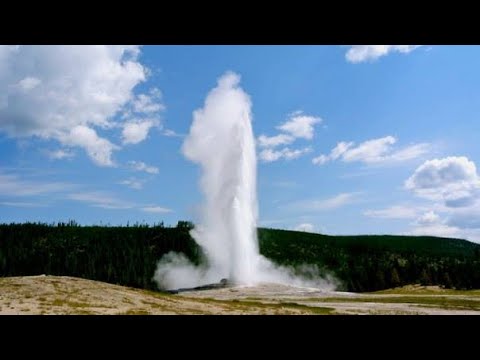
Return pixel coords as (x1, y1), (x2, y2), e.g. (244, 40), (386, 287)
(1, 275), (480, 315)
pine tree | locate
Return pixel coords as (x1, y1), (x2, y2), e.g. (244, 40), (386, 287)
(442, 272), (453, 289)
(390, 268), (401, 288)
(420, 269), (431, 286)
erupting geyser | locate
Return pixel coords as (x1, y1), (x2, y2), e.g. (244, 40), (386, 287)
(154, 71), (335, 291)
(182, 71), (260, 285)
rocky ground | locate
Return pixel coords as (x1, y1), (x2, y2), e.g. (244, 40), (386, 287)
(1, 275), (480, 315)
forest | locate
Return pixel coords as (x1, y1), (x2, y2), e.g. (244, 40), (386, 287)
(1, 221), (480, 292)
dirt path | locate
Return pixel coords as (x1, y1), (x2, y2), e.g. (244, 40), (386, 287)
(180, 282), (480, 315)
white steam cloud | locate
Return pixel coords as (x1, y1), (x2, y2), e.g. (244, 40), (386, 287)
(153, 71), (336, 291)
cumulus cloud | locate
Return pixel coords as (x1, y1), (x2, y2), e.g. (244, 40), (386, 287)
(294, 223), (315, 232)
(122, 119), (158, 145)
(0, 45), (163, 166)
(405, 209), (455, 237)
(405, 210), (480, 241)
(405, 156), (480, 207)
(127, 160), (159, 174)
(47, 149), (75, 160)
(371, 157), (480, 243)
(257, 134), (294, 148)
(313, 141), (353, 165)
(61, 125), (119, 167)
(415, 211), (440, 225)
(141, 206), (172, 213)
(408, 222), (462, 239)
(313, 136), (429, 166)
(132, 88), (164, 114)
(364, 205), (418, 219)
(276, 113), (322, 140)
(259, 146), (312, 162)
(257, 111), (321, 163)
(345, 45), (422, 63)
(118, 177), (144, 190)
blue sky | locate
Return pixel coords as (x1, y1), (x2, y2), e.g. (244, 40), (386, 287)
(1, 45), (480, 242)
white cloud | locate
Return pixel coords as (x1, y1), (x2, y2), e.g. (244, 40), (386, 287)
(397, 158), (480, 242)
(277, 113), (322, 140)
(408, 223), (462, 239)
(47, 149), (75, 160)
(141, 206), (172, 214)
(132, 88), (164, 114)
(294, 223), (315, 232)
(313, 141), (353, 165)
(406, 209), (457, 238)
(163, 129), (181, 137)
(67, 191), (133, 209)
(0, 45), (163, 166)
(399, 205), (480, 242)
(67, 191), (171, 213)
(0, 172), (72, 196)
(405, 156), (480, 207)
(388, 143), (431, 162)
(60, 125), (119, 167)
(121, 119), (158, 145)
(289, 192), (359, 212)
(345, 45), (422, 63)
(257, 134), (294, 148)
(118, 177), (144, 190)
(258, 111), (322, 163)
(17, 76), (41, 91)
(416, 211), (440, 225)
(127, 160), (159, 174)
(0, 201), (46, 207)
(259, 146), (312, 162)
(312, 154), (329, 165)
(364, 205), (418, 219)
(338, 136), (393, 163)
(313, 136), (429, 166)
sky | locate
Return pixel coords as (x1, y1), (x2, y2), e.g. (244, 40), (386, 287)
(1, 45), (480, 242)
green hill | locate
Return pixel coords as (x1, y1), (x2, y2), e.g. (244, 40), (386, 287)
(258, 228), (480, 291)
(1, 222), (480, 292)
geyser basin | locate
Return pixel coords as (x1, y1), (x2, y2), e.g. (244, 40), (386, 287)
(154, 72), (336, 291)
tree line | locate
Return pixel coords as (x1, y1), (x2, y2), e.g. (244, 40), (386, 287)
(1, 222), (480, 292)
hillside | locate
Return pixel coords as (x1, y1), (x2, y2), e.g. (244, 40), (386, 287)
(0, 275), (318, 315)
(1, 222), (480, 292)
(258, 228), (480, 291)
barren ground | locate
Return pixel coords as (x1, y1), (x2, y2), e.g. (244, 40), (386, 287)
(1, 275), (480, 315)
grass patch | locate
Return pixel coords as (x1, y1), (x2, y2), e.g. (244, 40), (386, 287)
(305, 295), (480, 311)
(277, 302), (335, 315)
(51, 299), (65, 307)
(185, 296), (335, 314)
(121, 309), (151, 315)
(370, 287), (480, 296)
(48, 298), (91, 308)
